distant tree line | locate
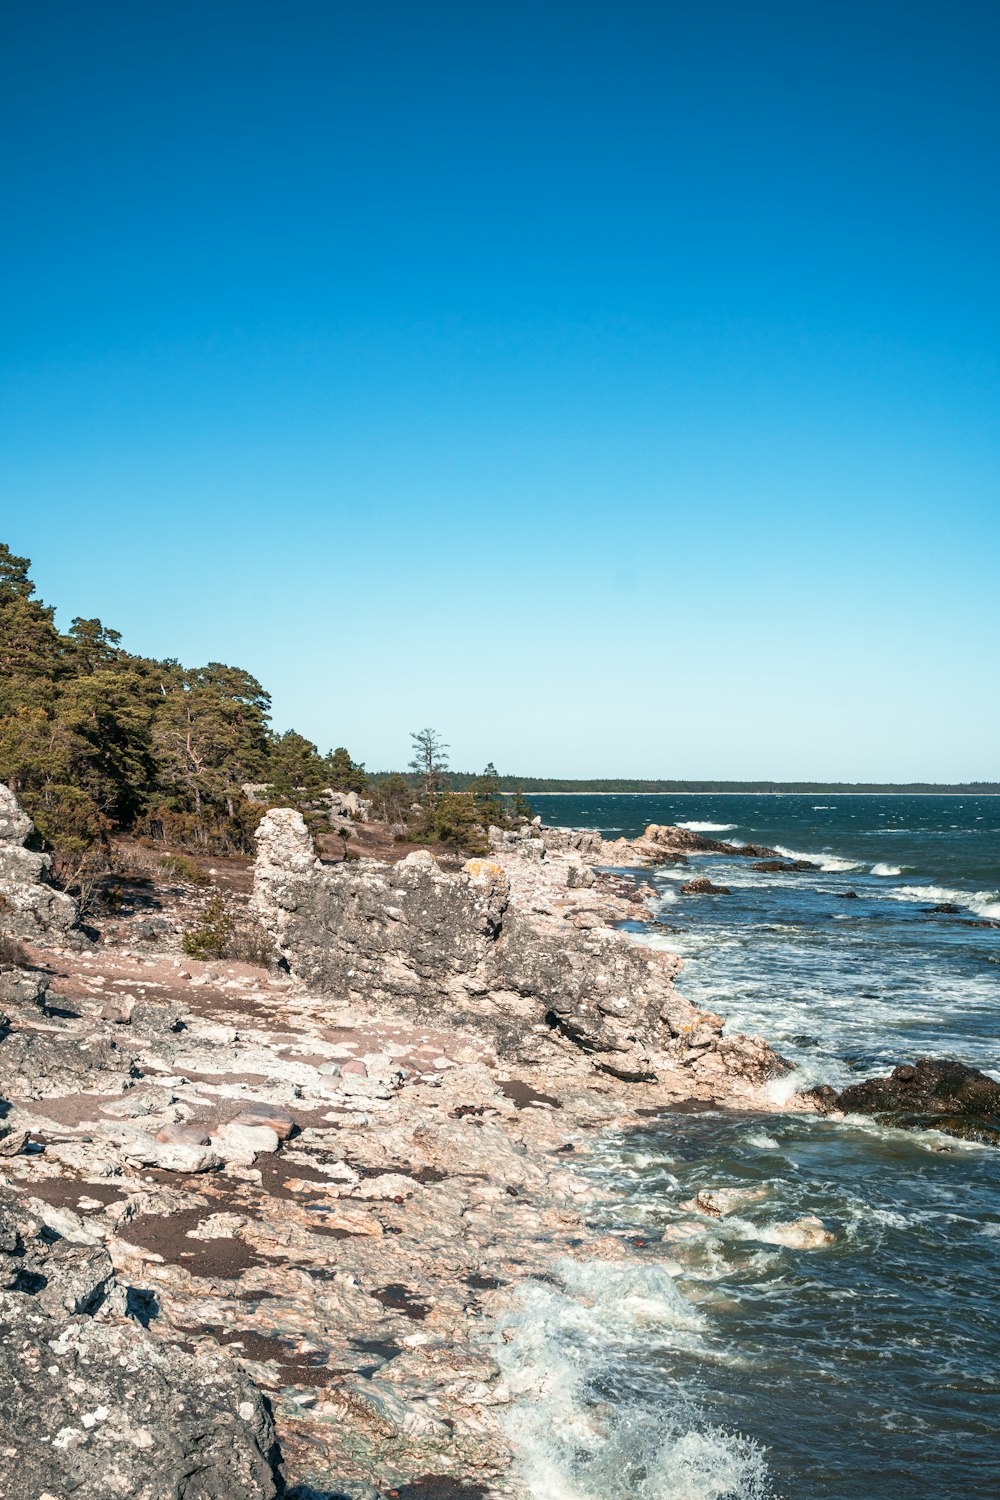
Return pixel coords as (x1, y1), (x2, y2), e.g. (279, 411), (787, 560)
(369, 773), (999, 795)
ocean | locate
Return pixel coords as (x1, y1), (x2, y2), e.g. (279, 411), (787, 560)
(501, 795), (1000, 1499)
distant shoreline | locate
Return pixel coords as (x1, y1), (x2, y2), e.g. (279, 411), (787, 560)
(518, 789), (999, 797)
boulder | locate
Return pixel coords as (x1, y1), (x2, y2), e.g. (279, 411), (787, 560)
(679, 877), (731, 896)
(228, 1103), (297, 1139)
(212, 1122), (281, 1166)
(834, 1058), (1000, 1145)
(0, 1029), (137, 1098)
(634, 824), (778, 862)
(0, 1187), (282, 1498)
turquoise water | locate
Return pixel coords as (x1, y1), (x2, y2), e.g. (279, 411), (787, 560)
(509, 795), (999, 1500)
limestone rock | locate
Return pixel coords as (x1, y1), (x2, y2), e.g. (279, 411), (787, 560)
(252, 811), (787, 1087)
(0, 787), (79, 943)
(0, 1187), (280, 1498)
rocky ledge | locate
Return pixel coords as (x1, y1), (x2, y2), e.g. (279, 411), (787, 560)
(0, 790), (795, 1498)
(253, 808), (786, 1089)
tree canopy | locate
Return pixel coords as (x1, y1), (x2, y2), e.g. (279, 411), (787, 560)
(0, 543), (368, 873)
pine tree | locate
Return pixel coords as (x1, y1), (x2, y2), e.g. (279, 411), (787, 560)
(324, 746), (368, 794)
(408, 728), (449, 798)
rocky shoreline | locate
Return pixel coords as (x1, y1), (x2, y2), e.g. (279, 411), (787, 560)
(0, 790), (841, 1498)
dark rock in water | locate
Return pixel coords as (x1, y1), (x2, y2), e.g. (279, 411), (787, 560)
(0, 1188), (282, 1498)
(679, 877), (731, 896)
(835, 1058), (1000, 1145)
(752, 859), (818, 873)
(836, 891), (860, 900)
(928, 902), (962, 915)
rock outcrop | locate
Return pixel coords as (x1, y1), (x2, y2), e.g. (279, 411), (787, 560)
(822, 1058), (1000, 1146)
(679, 877), (731, 896)
(0, 1189), (282, 1498)
(0, 786), (79, 945)
(253, 811), (787, 1086)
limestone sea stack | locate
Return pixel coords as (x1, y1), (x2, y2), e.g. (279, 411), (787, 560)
(252, 808), (787, 1088)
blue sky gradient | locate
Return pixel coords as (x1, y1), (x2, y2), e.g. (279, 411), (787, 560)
(2, 1), (997, 778)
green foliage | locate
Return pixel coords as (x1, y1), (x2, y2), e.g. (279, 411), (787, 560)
(509, 788), (534, 822)
(324, 745), (368, 794)
(181, 894), (235, 959)
(266, 730), (328, 800)
(370, 772), (413, 824)
(154, 661), (271, 817)
(180, 893), (271, 965)
(159, 853), (210, 886)
(470, 762), (505, 829)
(0, 542), (372, 870)
(408, 727), (449, 797)
(408, 791), (489, 856)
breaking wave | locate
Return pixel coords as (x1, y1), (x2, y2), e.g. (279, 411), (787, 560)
(773, 844), (862, 873)
(497, 1259), (772, 1500)
(882, 884), (1000, 921)
(676, 822), (736, 833)
(871, 862), (903, 876)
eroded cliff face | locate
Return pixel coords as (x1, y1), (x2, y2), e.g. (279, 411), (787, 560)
(252, 810), (784, 1087)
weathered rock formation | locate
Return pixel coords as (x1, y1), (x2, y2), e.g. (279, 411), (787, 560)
(253, 810), (786, 1086)
(0, 1189), (282, 1498)
(0, 785), (79, 944)
(816, 1058), (1000, 1146)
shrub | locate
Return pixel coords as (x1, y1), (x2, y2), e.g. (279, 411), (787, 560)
(181, 896), (234, 959)
(408, 792), (489, 856)
(181, 895), (272, 967)
(159, 853), (210, 886)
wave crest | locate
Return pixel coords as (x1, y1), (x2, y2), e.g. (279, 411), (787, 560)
(676, 821), (736, 833)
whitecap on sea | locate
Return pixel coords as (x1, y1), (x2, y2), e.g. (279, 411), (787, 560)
(883, 884), (1000, 921)
(676, 822), (737, 833)
(773, 845), (862, 873)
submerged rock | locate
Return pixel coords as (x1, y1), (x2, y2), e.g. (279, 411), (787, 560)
(752, 858), (818, 873)
(758, 1215), (836, 1249)
(679, 877), (731, 896)
(834, 1058), (1000, 1146)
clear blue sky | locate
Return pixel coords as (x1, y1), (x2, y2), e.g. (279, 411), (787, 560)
(2, 1), (997, 780)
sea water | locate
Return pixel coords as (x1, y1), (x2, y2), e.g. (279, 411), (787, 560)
(500, 795), (1000, 1499)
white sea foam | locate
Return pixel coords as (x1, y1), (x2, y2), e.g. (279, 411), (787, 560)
(676, 822), (736, 833)
(871, 863), (903, 876)
(497, 1259), (773, 1500)
(773, 845), (862, 873)
(882, 883), (1000, 921)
